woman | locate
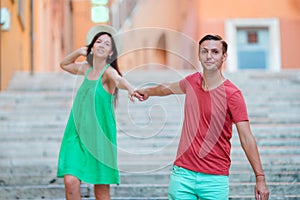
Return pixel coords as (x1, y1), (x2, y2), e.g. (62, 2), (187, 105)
(57, 27), (138, 200)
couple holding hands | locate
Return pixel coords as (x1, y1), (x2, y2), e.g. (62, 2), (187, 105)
(57, 25), (269, 200)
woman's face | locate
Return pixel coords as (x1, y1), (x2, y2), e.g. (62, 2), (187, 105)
(92, 34), (113, 59)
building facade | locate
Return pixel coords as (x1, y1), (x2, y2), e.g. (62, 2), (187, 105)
(0, 0), (73, 90)
(0, 0), (31, 90)
(1, 0), (300, 90)
(117, 0), (300, 72)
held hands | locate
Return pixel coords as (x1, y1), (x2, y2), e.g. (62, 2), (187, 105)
(133, 88), (148, 101)
(127, 88), (136, 103)
(127, 88), (148, 102)
(127, 88), (144, 102)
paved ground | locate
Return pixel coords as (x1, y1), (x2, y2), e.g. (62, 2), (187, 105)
(0, 69), (299, 199)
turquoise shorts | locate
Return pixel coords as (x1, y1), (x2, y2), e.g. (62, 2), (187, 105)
(168, 165), (229, 200)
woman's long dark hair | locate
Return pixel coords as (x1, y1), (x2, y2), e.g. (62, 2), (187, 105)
(86, 32), (122, 106)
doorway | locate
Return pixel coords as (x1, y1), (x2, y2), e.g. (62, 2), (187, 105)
(237, 28), (269, 69)
(225, 18), (281, 72)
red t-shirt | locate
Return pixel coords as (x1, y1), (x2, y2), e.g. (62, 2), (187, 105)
(174, 72), (249, 175)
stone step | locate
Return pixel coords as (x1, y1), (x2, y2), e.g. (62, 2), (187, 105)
(1, 131), (299, 146)
(1, 146), (299, 165)
(1, 89), (298, 105)
(1, 91), (299, 103)
(2, 109), (298, 122)
(1, 124), (299, 135)
(1, 70), (299, 199)
(0, 167), (298, 186)
(0, 135), (299, 151)
(1, 136), (298, 152)
(7, 70), (299, 89)
(1, 159), (298, 172)
(1, 162), (297, 182)
(0, 182), (299, 199)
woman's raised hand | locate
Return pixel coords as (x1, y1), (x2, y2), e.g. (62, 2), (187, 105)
(78, 47), (88, 57)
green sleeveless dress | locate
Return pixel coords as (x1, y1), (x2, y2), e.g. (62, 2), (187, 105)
(57, 64), (119, 184)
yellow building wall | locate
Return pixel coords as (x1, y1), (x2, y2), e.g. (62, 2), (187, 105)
(1, 0), (300, 91)
(197, 0), (300, 19)
(113, 0), (300, 71)
(196, 0), (300, 69)
(34, 0), (73, 72)
(280, 18), (300, 69)
(72, 1), (97, 53)
(61, 0), (300, 71)
(117, 0), (199, 71)
(0, 0), (73, 90)
(0, 0), (31, 90)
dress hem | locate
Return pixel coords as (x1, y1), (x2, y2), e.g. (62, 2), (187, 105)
(57, 171), (120, 185)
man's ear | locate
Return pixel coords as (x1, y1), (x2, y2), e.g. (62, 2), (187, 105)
(223, 53), (228, 62)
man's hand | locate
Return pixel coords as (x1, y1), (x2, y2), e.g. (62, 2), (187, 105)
(134, 89), (148, 101)
(128, 87), (143, 102)
(255, 176), (269, 200)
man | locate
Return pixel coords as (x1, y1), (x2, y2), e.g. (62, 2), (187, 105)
(135, 35), (269, 200)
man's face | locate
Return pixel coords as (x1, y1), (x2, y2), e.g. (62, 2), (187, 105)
(198, 40), (227, 71)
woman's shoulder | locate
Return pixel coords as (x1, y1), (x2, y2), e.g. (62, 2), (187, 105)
(76, 61), (90, 75)
(105, 65), (119, 76)
(101, 65), (117, 82)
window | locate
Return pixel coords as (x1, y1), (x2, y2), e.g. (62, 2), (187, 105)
(91, 0), (108, 4)
(91, 6), (109, 23)
(247, 32), (258, 44)
(91, 0), (109, 23)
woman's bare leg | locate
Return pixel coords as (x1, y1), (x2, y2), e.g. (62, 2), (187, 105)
(94, 184), (110, 200)
(64, 175), (81, 200)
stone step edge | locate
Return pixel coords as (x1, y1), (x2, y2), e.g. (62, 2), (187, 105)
(1, 181), (299, 189)
(22, 195), (300, 200)
(1, 170), (299, 177)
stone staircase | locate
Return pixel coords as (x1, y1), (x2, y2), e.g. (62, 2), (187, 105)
(0, 69), (299, 199)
